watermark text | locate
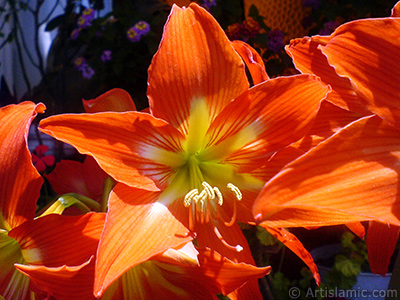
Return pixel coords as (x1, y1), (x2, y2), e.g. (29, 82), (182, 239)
(288, 286), (398, 299)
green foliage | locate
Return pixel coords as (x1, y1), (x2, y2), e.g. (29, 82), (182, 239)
(271, 271), (293, 299)
(268, 231), (370, 300)
(256, 226), (279, 246)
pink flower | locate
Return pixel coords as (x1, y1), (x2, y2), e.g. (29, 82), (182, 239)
(32, 145), (55, 172)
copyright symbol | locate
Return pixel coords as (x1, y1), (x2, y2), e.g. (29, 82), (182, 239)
(289, 287), (300, 299)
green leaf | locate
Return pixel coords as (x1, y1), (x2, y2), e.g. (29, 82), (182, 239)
(272, 271), (291, 291)
(256, 226), (278, 246)
(335, 256), (361, 277)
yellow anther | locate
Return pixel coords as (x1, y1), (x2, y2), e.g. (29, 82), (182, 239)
(195, 189), (208, 210)
(213, 187), (223, 206)
(184, 189), (198, 207)
(227, 183), (242, 201)
(202, 182), (215, 199)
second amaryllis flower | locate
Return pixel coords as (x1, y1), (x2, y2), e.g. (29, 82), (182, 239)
(39, 3), (330, 297)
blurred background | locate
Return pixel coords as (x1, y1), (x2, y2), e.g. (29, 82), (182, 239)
(0, 0), (397, 115)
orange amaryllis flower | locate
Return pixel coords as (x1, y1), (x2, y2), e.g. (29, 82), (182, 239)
(0, 102), (105, 299)
(100, 242), (270, 299)
(39, 3), (329, 296)
(254, 1), (400, 275)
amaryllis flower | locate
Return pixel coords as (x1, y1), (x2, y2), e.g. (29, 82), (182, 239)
(46, 89), (269, 299)
(39, 3), (329, 297)
(254, 1), (400, 276)
(32, 144), (55, 172)
(0, 102), (105, 299)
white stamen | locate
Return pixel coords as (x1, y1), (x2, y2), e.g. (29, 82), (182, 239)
(202, 182), (215, 199)
(213, 187), (223, 206)
(227, 183), (242, 201)
(184, 189), (198, 207)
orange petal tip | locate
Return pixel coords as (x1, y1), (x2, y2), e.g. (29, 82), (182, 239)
(36, 103), (46, 114)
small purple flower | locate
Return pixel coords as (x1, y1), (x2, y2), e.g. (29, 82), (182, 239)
(77, 16), (91, 28)
(266, 29), (285, 53)
(73, 57), (95, 79)
(202, 0), (217, 10)
(127, 21), (151, 42)
(74, 57), (87, 71)
(101, 50), (112, 62)
(70, 28), (81, 40)
(77, 8), (95, 28)
(82, 66), (95, 79)
(319, 21), (339, 35)
(134, 21), (150, 36)
(82, 8), (95, 22)
(127, 26), (141, 42)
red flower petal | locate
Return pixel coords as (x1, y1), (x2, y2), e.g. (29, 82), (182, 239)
(34, 144), (49, 157)
(39, 111), (186, 191)
(286, 36), (368, 114)
(265, 227), (320, 285)
(16, 257), (96, 300)
(321, 18), (400, 128)
(148, 3), (249, 134)
(366, 221), (400, 275)
(9, 213), (105, 266)
(254, 115), (400, 227)
(83, 88), (136, 113)
(232, 40), (269, 85)
(0, 102), (45, 229)
(94, 183), (192, 296)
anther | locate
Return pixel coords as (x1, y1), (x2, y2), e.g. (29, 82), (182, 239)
(202, 182), (215, 199)
(184, 189), (198, 207)
(227, 183), (242, 201)
(213, 187), (223, 206)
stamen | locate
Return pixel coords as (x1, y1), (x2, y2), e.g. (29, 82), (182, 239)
(183, 182), (242, 228)
(213, 187), (223, 206)
(227, 183), (242, 201)
(224, 198), (237, 227)
(213, 225), (243, 252)
(184, 189), (198, 207)
(202, 182), (215, 199)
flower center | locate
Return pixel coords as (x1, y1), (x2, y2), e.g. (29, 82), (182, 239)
(183, 181), (243, 252)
